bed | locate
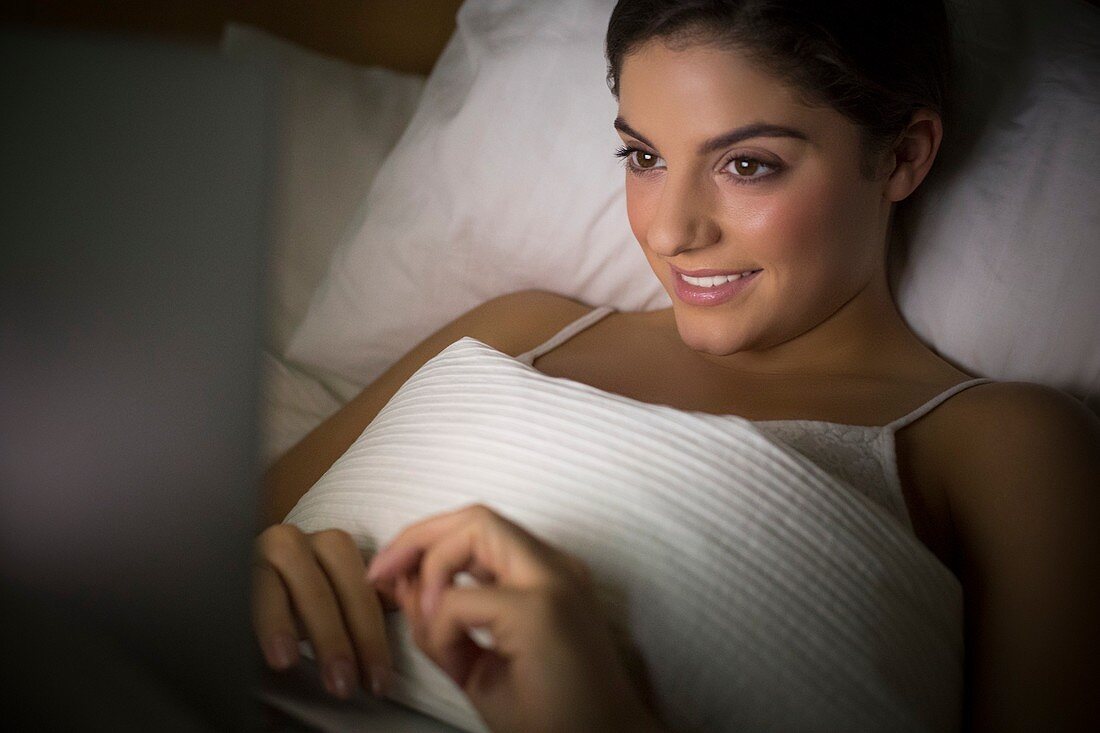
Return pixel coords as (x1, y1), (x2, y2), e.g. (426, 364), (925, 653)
(220, 0), (1100, 729)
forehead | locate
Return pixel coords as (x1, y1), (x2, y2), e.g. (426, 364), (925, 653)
(617, 40), (844, 146)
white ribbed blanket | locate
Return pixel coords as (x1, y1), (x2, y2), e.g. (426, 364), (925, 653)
(285, 337), (963, 732)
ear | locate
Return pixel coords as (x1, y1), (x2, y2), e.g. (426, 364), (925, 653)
(883, 110), (943, 203)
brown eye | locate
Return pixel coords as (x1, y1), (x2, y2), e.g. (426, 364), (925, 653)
(732, 158), (760, 176)
(725, 156), (777, 182)
(632, 150), (660, 170)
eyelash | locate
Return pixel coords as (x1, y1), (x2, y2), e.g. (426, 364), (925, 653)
(613, 144), (780, 184)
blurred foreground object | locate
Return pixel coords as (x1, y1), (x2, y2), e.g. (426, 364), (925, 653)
(0, 27), (274, 729)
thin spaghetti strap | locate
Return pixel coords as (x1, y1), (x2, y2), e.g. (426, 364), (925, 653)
(514, 305), (616, 366)
(884, 377), (996, 432)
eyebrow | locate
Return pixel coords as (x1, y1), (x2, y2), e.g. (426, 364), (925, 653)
(613, 116), (808, 155)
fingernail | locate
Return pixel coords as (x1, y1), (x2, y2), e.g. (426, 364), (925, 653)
(323, 657), (356, 699)
(370, 664), (390, 698)
(263, 633), (298, 670)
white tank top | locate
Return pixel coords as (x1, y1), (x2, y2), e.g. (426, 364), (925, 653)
(515, 305), (994, 532)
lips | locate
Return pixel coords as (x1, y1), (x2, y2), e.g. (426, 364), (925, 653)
(670, 264), (762, 306)
(672, 265), (759, 277)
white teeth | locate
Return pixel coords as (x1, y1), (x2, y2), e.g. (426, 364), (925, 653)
(680, 271), (755, 287)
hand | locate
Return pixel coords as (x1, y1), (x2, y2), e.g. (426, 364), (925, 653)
(252, 524), (394, 700)
(366, 504), (665, 733)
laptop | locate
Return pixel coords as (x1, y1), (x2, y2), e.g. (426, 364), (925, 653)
(0, 27), (272, 729)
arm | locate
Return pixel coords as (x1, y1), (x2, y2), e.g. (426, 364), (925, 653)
(940, 383), (1100, 731)
(261, 290), (591, 525)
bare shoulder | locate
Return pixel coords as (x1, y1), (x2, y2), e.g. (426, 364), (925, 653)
(918, 382), (1100, 728)
(931, 381), (1097, 474)
(360, 289), (593, 404)
(455, 289), (595, 357)
(925, 381), (1100, 514)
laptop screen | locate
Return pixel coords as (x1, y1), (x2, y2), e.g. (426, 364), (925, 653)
(0, 27), (274, 729)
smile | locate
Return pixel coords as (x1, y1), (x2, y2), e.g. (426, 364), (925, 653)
(678, 271), (760, 287)
(671, 266), (762, 306)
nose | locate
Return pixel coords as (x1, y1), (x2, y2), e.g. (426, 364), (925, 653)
(644, 171), (721, 257)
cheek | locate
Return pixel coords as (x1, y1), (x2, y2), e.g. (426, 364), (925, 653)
(721, 174), (874, 276)
(625, 176), (658, 247)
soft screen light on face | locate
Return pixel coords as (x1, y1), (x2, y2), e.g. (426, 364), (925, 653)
(615, 41), (897, 367)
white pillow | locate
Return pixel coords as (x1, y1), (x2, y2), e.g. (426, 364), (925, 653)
(220, 24), (426, 355)
(288, 0), (1100, 411)
(891, 0), (1100, 411)
(286, 0), (668, 388)
(286, 337), (963, 733)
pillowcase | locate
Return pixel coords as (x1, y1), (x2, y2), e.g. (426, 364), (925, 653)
(288, 0), (1100, 411)
(286, 0), (668, 388)
(221, 23), (426, 356)
(890, 0), (1100, 411)
(285, 337), (963, 733)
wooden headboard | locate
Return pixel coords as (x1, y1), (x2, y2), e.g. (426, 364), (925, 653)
(6, 0), (1099, 75)
(2, 0), (465, 75)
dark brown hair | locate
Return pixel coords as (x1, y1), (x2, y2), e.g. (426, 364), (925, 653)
(605, 0), (952, 172)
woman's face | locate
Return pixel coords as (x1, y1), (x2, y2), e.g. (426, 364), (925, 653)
(616, 41), (894, 358)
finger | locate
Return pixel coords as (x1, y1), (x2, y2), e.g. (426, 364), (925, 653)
(421, 585), (530, 688)
(376, 561), (492, 615)
(259, 527), (359, 699)
(395, 573), (412, 609)
(370, 504), (553, 590)
(252, 563), (300, 671)
(394, 573), (476, 687)
(395, 573), (418, 625)
(366, 541), (425, 598)
(417, 527), (482, 622)
(367, 506), (474, 582)
(394, 574), (428, 652)
(309, 530), (393, 696)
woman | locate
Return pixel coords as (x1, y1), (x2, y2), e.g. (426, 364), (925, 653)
(254, 1), (1100, 730)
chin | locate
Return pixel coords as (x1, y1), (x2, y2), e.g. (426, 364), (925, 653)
(671, 305), (753, 356)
